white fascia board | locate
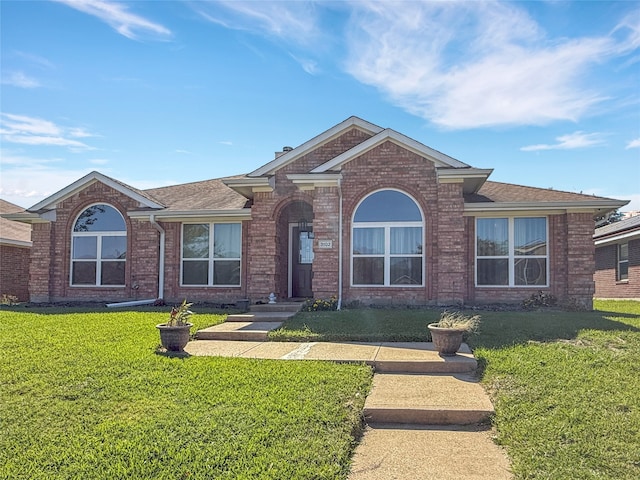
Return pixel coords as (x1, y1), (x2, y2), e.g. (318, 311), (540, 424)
(464, 200), (627, 216)
(27, 171), (164, 212)
(0, 238), (32, 247)
(287, 173), (342, 189)
(312, 129), (470, 173)
(438, 168), (493, 194)
(128, 208), (252, 222)
(248, 116), (384, 177)
(222, 176), (274, 199)
(594, 230), (640, 246)
(1, 212), (50, 224)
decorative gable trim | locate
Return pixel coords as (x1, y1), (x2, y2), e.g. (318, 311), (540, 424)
(248, 116), (383, 177)
(437, 168), (494, 194)
(286, 173), (342, 191)
(311, 128), (471, 173)
(222, 176), (274, 199)
(26, 171), (165, 213)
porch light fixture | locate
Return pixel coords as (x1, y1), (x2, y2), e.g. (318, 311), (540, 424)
(298, 218), (309, 232)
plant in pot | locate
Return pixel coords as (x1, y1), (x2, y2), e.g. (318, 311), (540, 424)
(428, 311), (480, 356)
(157, 300), (194, 352)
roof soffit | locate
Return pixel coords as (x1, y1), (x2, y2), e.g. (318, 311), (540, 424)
(222, 176), (274, 199)
(26, 171), (165, 213)
(248, 116), (384, 177)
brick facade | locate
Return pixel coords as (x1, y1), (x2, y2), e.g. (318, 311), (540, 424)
(0, 244), (30, 301)
(24, 120), (616, 309)
(594, 238), (640, 299)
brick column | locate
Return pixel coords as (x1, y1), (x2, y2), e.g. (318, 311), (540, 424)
(435, 182), (466, 304)
(29, 222), (52, 303)
(247, 192), (278, 302)
(566, 212), (595, 310)
(312, 186), (340, 299)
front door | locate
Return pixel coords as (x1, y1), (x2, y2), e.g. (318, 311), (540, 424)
(291, 226), (313, 298)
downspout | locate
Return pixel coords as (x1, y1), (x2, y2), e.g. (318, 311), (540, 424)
(149, 214), (165, 301)
(337, 177), (343, 310)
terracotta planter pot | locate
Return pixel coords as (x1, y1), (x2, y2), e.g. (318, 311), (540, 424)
(428, 323), (465, 356)
(156, 323), (193, 352)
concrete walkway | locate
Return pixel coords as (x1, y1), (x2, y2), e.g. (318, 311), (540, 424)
(185, 338), (512, 479)
(186, 303), (511, 478)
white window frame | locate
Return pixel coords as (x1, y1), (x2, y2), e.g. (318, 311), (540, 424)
(617, 243), (629, 282)
(180, 222), (242, 287)
(351, 189), (424, 288)
(70, 203), (126, 287)
(475, 216), (549, 288)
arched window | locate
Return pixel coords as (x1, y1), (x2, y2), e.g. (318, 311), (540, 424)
(71, 204), (126, 286)
(351, 190), (424, 286)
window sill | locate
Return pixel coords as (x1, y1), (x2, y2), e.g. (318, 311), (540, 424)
(69, 285), (126, 288)
(475, 285), (550, 289)
(615, 280), (629, 285)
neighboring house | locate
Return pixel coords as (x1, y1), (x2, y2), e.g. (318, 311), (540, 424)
(0, 199), (32, 301)
(594, 215), (640, 299)
(5, 117), (628, 309)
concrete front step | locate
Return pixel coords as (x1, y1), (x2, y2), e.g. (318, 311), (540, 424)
(374, 342), (477, 374)
(250, 302), (303, 313)
(195, 322), (283, 341)
(226, 311), (297, 323)
(363, 373), (494, 425)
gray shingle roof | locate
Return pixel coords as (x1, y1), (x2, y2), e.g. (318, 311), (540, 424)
(144, 175), (250, 211)
(594, 215), (640, 239)
(0, 199), (32, 244)
(465, 181), (618, 204)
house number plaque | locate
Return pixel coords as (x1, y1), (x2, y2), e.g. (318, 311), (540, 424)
(318, 240), (333, 249)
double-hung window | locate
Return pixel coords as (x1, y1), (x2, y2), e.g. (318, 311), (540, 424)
(476, 217), (548, 286)
(71, 204), (126, 286)
(352, 190), (423, 286)
(182, 223), (241, 286)
(618, 243), (629, 281)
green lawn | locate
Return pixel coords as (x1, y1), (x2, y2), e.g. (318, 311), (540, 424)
(0, 307), (372, 480)
(2, 301), (639, 479)
(275, 300), (640, 479)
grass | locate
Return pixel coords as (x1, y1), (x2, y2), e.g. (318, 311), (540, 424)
(274, 300), (640, 479)
(475, 300), (640, 480)
(2, 301), (639, 479)
(0, 307), (372, 480)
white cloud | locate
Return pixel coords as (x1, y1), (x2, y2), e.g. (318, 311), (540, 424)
(0, 151), (94, 208)
(520, 131), (607, 151)
(0, 113), (96, 151)
(53, 0), (171, 40)
(623, 193), (640, 212)
(344, 1), (624, 129)
(626, 138), (640, 149)
(89, 158), (109, 165)
(289, 53), (320, 75)
(1, 71), (40, 88)
(193, 1), (320, 46)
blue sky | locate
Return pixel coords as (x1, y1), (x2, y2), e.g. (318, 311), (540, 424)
(1, 0), (639, 211)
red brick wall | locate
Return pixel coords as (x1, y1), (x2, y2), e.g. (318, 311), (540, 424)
(471, 213), (596, 309)
(339, 140), (436, 305)
(29, 182), (160, 303)
(594, 238), (640, 299)
(161, 220), (248, 304)
(246, 127), (373, 302)
(0, 244), (30, 301)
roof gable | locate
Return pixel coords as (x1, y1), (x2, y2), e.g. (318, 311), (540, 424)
(311, 128), (470, 172)
(26, 171), (164, 213)
(248, 116), (383, 177)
